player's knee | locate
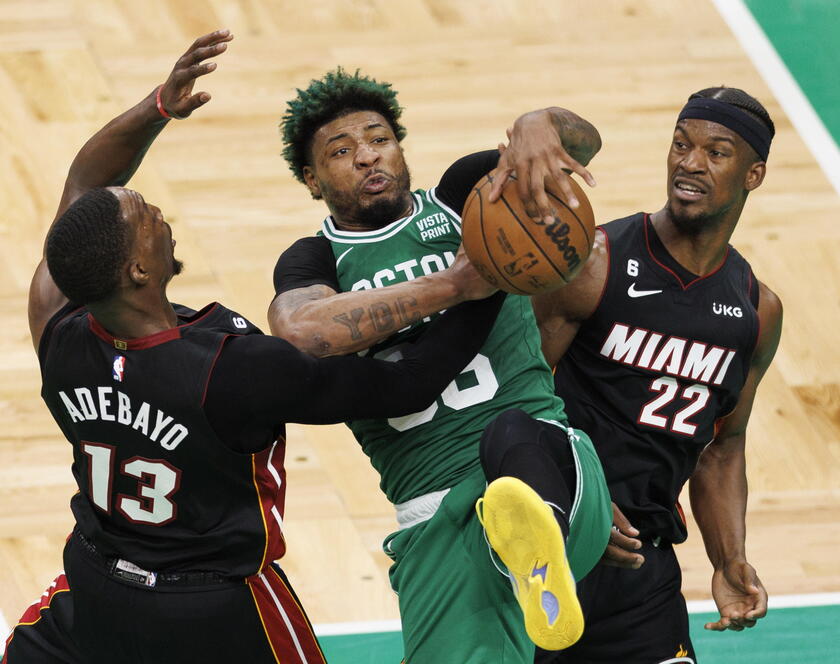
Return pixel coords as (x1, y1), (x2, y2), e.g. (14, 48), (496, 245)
(480, 408), (536, 474)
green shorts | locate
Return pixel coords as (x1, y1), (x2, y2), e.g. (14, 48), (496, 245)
(383, 424), (611, 664)
(539, 420), (613, 580)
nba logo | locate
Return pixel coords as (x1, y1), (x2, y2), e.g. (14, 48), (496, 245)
(112, 355), (126, 382)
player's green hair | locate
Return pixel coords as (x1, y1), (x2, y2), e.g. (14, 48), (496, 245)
(281, 67), (406, 183)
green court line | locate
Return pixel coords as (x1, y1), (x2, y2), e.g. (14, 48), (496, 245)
(745, 0), (840, 144)
(318, 604), (840, 663)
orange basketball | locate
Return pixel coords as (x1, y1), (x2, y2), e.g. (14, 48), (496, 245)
(461, 173), (595, 295)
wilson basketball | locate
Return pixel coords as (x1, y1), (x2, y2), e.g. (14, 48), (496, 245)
(461, 173), (595, 295)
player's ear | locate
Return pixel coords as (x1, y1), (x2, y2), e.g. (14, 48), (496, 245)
(303, 166), (322, 200)
(128, 259), (150, 287)
(744, 161), (766, 192)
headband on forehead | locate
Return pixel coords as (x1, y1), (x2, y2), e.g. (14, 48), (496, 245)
(677, 97), (772, 162)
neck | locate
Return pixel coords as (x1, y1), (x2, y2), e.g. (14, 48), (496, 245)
(648, 206), (739, 276)
(88, 293), (178, 340)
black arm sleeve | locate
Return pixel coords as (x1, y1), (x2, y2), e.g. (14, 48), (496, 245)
(273, 235), (339, 296)
(205, 292), (506, 452)
(435, 150), (501, 215)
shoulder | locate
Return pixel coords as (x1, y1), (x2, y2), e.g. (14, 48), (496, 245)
(38, 302), (88, 359)
(185, 302), (265, 336)
(435, 150), (501, 213)
(279, 235), (333, 262)
(753, 279), (783, 367)
(273, 235), (338, 295)
(756, 279), (782, 330)
(598, 212), (646, 243)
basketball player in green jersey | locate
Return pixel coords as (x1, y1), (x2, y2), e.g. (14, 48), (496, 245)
(269, 69), (612, 663)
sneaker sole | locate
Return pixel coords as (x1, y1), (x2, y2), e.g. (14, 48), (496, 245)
(477, 477), (583, 650)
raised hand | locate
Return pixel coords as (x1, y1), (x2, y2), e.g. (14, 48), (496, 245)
(600, 502), (645, 569)
(158, 29), (234, 119)
(705, 561), (768, 631)
(488, 109), (597, 225)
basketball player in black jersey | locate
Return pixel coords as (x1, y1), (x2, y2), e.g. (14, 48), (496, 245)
(4, 31), (504, 664)
(532, 88), (783, 663)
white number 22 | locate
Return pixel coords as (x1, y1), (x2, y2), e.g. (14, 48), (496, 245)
(638, 377), (710, 436)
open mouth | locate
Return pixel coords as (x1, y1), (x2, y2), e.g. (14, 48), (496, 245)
(673, 178), (707, 201)
(362, 174), (390, 194)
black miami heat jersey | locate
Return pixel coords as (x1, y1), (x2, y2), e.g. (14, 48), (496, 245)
(38, 303), (287, 578)
(553, 214), (760, 543)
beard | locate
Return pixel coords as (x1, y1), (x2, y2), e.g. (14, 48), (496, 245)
(666, 197), (733, 237)
(172, 256), (184, 276)
(666, 201), (710, 236)
(321, 165), (413, 230)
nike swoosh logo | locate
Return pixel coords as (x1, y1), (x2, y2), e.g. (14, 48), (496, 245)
(627, 283), (663, 298)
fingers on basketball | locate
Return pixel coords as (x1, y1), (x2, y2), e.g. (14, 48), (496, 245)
(461, 173), (595, 295)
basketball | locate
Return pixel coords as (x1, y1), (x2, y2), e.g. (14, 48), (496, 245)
(461, 173), (595, 295)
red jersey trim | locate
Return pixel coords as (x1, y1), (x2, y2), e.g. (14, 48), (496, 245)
(674, 500), (687, 527)
(246, 567), (326, 664)
(266, 566), (327, 663)
(5, 572), (70, 652)
(642, 214), (729, 290)
(87, 303), (221, 350)
(252, 440), (288, 572)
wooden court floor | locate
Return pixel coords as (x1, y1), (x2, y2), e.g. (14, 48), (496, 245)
(1, 0), (838, 629)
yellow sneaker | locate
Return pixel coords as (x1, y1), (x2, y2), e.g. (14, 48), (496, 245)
(476, 477), (583, 651)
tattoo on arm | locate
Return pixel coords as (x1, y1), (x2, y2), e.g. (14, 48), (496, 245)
(332, 308), (365, 340)
(369, 302), (395, 333)
(396, 296), (422, 327)
(332, 296), (424, 341)
(549, 109), (602, 167)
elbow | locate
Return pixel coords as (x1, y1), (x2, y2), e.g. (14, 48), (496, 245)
(271, 319), (332, 357)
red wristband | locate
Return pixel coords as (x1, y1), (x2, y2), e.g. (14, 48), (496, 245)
(155, 85), (182, 120)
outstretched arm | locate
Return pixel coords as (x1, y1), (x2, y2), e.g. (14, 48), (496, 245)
(269, 244), (495, 357)
(531, 229), (608, 367)
(690, 281), (782, 632)
(209, 292), (506, 451)
(27, 29), (233, 351)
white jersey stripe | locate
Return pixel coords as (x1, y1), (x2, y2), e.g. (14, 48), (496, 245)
(427, 186), (462, 221)
(259, 572), (310, 664)
(270, 505), (284, 530)
(321, 193), (423, 244)
(266, 441), (283, 489)
(538, 419), (583, 525)
(428, 187), (463, 234)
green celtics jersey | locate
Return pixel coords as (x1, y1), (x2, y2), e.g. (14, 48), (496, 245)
(322, 188), (568, 504)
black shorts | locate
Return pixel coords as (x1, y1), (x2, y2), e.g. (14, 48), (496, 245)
(536, 539), (697, 664)
(3, 530), (326, 664)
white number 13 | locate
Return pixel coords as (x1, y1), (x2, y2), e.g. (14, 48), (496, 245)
(82, 442), (181, 525)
